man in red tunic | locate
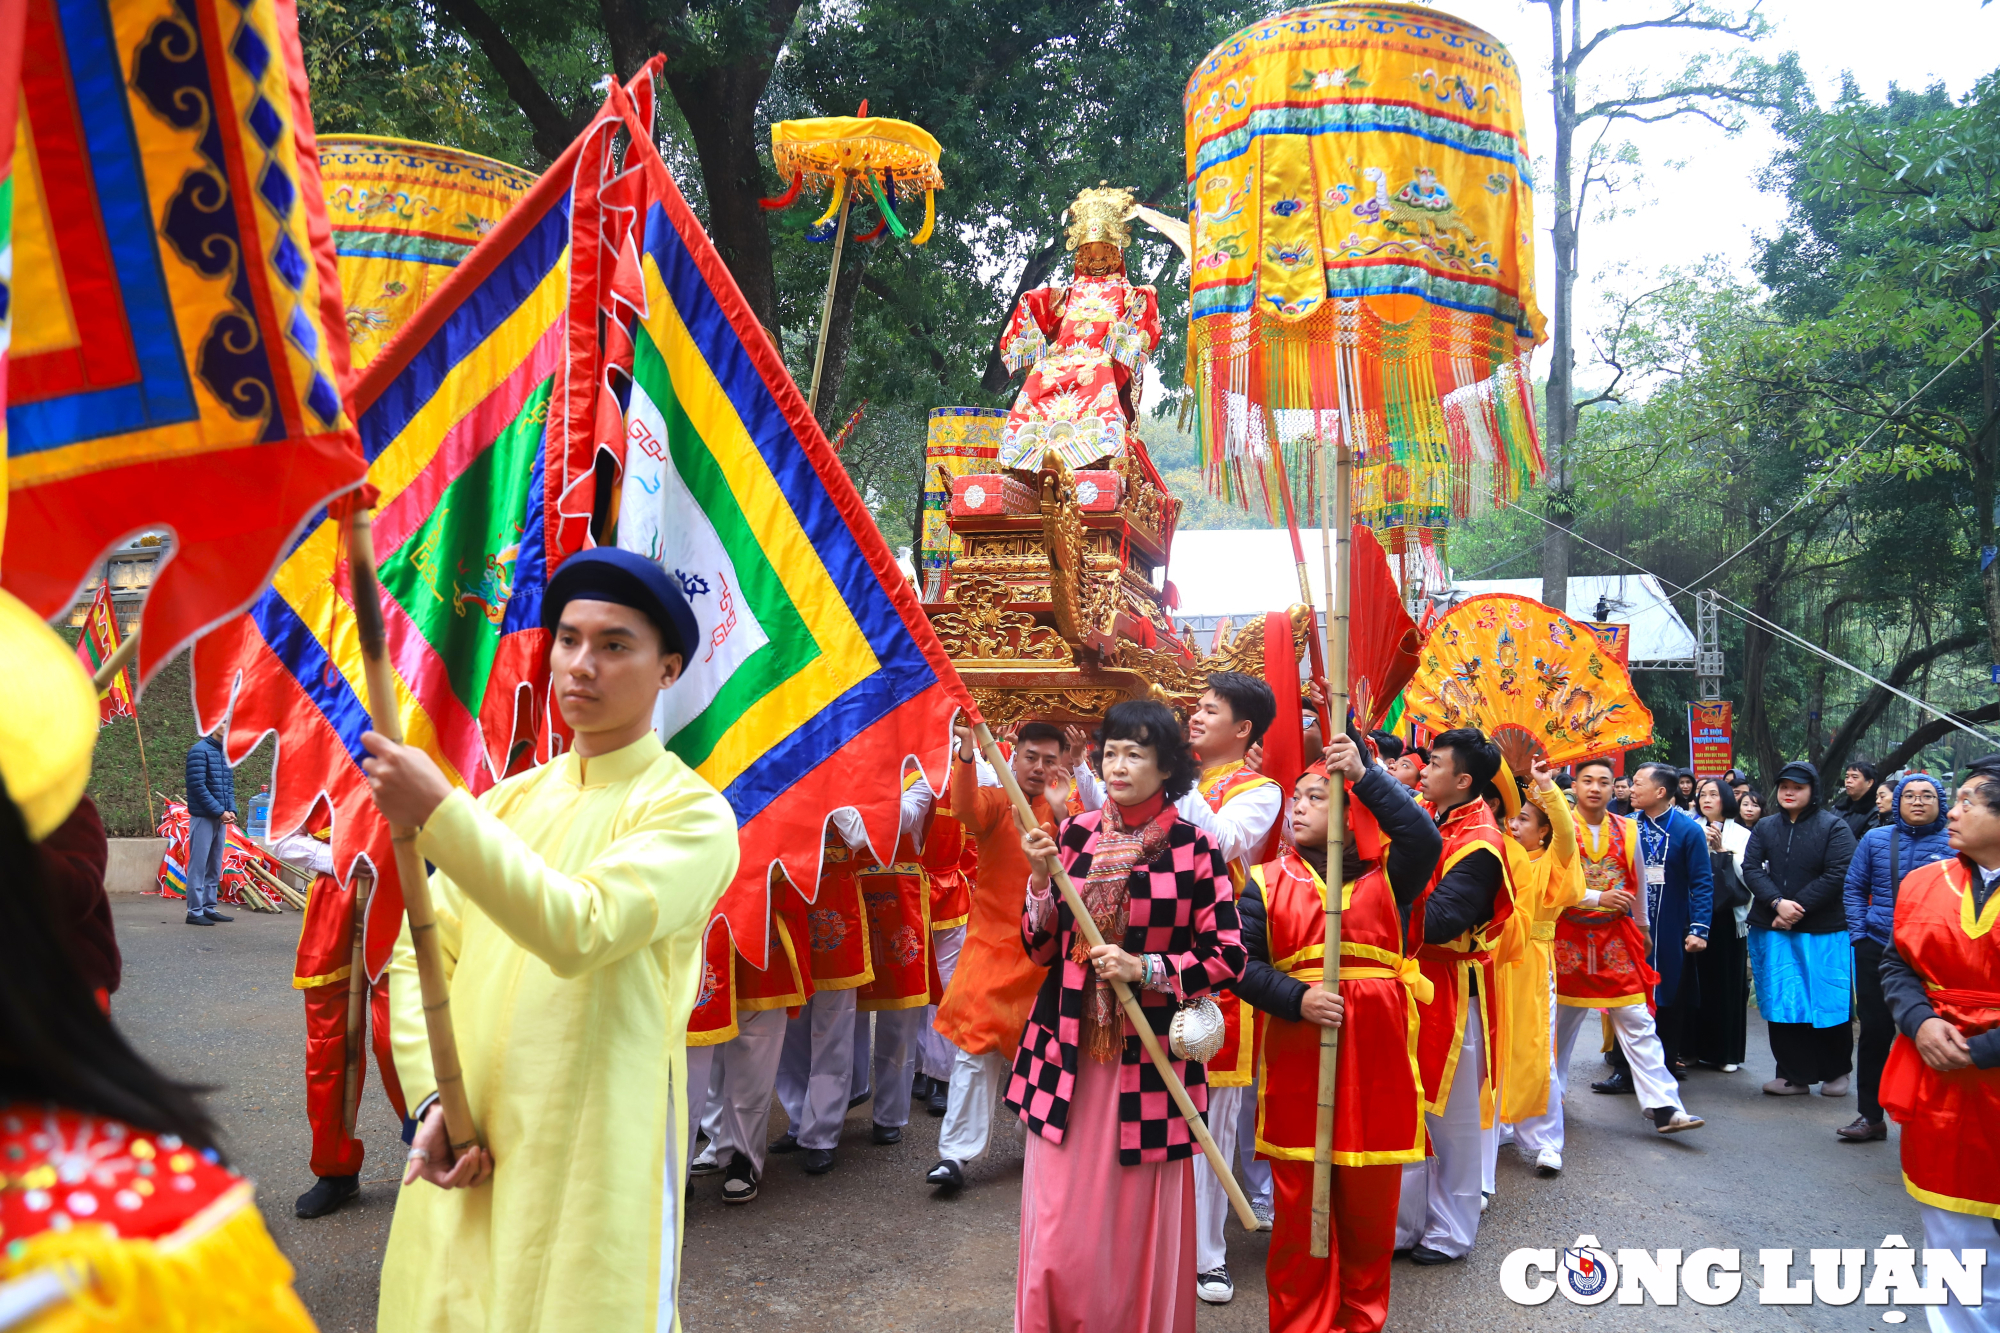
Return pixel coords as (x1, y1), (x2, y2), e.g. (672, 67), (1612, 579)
(1879, 755), (2000, 1327)
(1237, 732), (1441, 1332)
(277, 808), (408, 1218)
(1399, 727), (1514, 1266)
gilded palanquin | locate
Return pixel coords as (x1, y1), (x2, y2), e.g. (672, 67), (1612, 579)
(922, 447), (1310, 724)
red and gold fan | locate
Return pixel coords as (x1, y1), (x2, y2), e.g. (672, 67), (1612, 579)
(1399, 593), (1652, 775)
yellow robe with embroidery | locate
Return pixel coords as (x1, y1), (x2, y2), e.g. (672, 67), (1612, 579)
(1495, 787), (1586, 1125)
(377, 734), (739, 1333)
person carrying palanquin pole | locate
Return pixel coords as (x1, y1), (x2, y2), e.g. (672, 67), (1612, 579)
(363, 547), (740, 1333)
(1398, 727), (1515, 1266)
(272, 803), (409, 1221)
(924, 719), (1068, 1191)
(995, 184), (1162, 473)
(1235, 729), (1441, 1332)
(1013, 699), (1245, 1333)
(1878, 754), (2000, 1329)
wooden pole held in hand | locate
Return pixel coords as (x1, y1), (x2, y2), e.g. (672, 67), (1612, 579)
(805, 183), (853, 416)
(345, 511), (479, 1157)
(341, 868), (374, 1139)
(1309, 438), (1355, 1259)
(971, 721), (1259, 1231)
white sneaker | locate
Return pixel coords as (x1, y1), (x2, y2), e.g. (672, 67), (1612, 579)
(1196, 1268), (1234, 1304)
(1480, 1190), (1492, 1214)
(1249, 1202), (1275, 1232)
(1820, 1075), (1851, 1097)
(1535, 1148), (1562, 1177)
(687, 1145), (720, 1176)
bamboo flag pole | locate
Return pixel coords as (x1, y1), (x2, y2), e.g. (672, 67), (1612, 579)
(345, 511), (478, 1157)
(805, 181), (854, 416)
(132, 706), (156, 831)
(91, 629), (139, 693)
(342, 868), (375, 1138)
(971, 720), (1259, 1230)
(1309, 436), (1355, 1259)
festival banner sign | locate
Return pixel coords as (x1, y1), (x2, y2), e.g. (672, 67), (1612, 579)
(3, 0), (366, 681)
(193, 73), (660, 977)
(608, 87), (970, 965)
(1689, 700), (1733, 778)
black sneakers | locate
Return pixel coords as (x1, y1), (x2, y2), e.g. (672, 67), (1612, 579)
(294, 1174), (359, 1218)
(184, 912), (213, 926)
(721, 1152), (758, 1204)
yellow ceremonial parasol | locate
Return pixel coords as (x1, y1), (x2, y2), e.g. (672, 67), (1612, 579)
(1180, 2), (1547, 1259)
(762, 107), (944, 412)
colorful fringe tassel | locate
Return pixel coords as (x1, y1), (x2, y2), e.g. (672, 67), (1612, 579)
(1187, 299), (1543, 554)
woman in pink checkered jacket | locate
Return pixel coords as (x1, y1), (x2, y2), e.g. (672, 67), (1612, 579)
(1012, 698), (1245, 1332)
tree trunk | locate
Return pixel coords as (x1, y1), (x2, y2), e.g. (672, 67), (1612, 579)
(668, 72), (785, 342)
(1537, 0), (1579, 614)
(1738, 541), (1786, 787)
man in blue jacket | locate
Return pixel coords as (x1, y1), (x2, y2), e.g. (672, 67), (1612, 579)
(182, 733), (236, 927)
(1839, 771), (1948, 1141)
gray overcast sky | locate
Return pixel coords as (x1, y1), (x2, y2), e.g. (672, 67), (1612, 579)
(1439, 0), (2000, 382)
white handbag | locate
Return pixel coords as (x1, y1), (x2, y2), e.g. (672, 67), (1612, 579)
(1168, 994), (1227, 1064)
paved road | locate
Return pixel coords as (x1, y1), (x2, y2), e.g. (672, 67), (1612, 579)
(113, 898), (1924, 1331)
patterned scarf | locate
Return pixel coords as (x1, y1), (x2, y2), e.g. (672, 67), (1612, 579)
(1073, 793), (1176, 1062)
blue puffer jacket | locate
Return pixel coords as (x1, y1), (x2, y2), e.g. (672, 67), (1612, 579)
(183, 734), (236, 820)
(1842, 772), (1950, 947)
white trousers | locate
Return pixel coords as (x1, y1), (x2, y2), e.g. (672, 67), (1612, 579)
(683, 1043), (716, 1172)
(1397, 991), (1487, 1258)
(704, 1007), (789, 1174)
(1194, 1084), (1247, 1272)
(1513, 1002), (1684, 1155)
(777, 989), (858, 1150)
(1920, 1203), (2000, 1333)
(867, 1007), (928, 1128)
(936, 1046), (1011, 1164)
(1236, 1077), (1273, 1211)
(919, 924), (967, 1082)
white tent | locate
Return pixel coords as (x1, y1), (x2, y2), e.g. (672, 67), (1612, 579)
(1159, 531), (1696, 668)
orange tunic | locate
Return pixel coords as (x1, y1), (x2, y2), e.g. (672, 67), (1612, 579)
(1879, 857), (2000, 1217)
(1253, 848), (1427, 1165)
(1408, 800), (1515, 1124)
(932, 758), (1054, 1059)
(1203, 763), (1283, 1090)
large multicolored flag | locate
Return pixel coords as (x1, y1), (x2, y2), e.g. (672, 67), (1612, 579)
(193, 71), (661, 977)
(73, 584), (135, 722)
(3, 0), (366, 680)
(608, 87), (971, 964)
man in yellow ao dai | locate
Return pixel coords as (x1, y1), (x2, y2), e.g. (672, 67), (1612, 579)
(361, 548), (740, 1332)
